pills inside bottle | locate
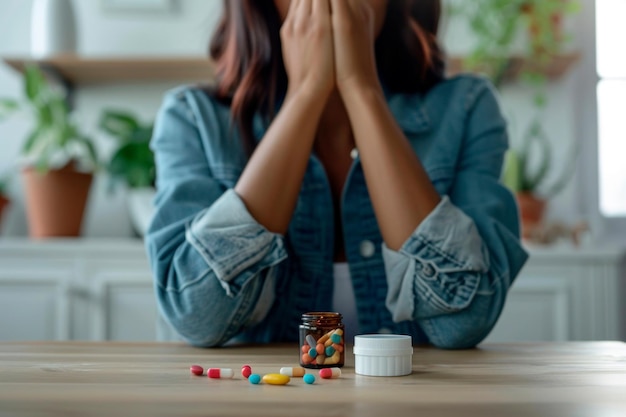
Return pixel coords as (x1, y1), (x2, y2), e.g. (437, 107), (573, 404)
(299, 312), (345, 369)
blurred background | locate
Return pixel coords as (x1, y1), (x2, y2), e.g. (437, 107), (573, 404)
(0, 0), (624, 343)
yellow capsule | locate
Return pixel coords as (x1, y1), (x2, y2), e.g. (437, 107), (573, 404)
(262, 373), (290, 385)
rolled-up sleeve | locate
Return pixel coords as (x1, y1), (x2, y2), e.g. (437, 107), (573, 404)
(384, 79), (528, 349)
(145, 89), (287, 347)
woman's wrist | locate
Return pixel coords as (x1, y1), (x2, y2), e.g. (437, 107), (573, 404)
(338, 81), (384, 112)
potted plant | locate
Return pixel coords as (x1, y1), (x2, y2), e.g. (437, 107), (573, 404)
(501, 118), (578, 238)
(99, 109), (155, 237)
(450, 0), (580, 238)
(450, 0), (580, 89)
(0, 65), (98, 238)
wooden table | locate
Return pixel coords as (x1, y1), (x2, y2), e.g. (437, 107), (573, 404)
(1, 342), (625, 416)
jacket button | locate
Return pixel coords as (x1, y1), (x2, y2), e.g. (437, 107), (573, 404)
(422, 263), (436, 278)
(359, 240), (375, 258)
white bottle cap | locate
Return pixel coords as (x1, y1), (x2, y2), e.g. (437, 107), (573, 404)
(353, 334), (413, 376)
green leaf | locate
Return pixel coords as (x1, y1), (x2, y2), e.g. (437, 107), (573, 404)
(523, 120), (552, 192)
(22, 127), (43, 154)
(107, 141), (155, 188)
(0, 99), (19, 121)
(502, 149), (522, 192)
(99, 110), (141, 141)
(24, 65), (46, 102)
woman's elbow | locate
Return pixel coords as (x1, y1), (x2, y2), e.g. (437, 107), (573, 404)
(419, 292), (502, 349)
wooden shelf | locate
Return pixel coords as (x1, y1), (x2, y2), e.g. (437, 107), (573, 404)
(3, 53), (579, 89)
(3, 56), (216, 86)
(447, 52), (581, 82)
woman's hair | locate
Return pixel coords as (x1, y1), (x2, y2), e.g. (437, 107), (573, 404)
(209, 0), (445, 155)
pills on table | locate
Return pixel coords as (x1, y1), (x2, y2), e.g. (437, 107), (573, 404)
(249, 374), (262, 384)
(303, 374), (316, 384)
(207, 368), (234, 379)
(190, 365), (204, 376)
(241, 365), (252, 379)
(262, 373), (290, 385)
(319, 367), (341, 379)
(280, 367), (306, 377)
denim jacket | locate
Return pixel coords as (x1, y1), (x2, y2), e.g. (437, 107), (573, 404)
(145, 74), (528, 349)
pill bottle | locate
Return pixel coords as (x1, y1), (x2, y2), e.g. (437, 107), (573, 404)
(299, 312), (345, 369)
(353, 334), (413, 376)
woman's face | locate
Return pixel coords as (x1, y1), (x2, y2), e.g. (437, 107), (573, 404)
(273, 0), (389, 37)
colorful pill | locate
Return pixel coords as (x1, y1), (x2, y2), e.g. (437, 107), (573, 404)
(241, 365), (252, 379)
(301, 353), (313, 364)
(280, 367), (306, 377)
(305, 334), (317, 348)
(332, 343), (344, 353)
(317, 330), (333, 345)
(303, 374), (316, 384)
(249, 374), (261, 384)
(316, 352), (326, 364)
(319, 367), (341, 379)
(316, 343), (325, 355)
(262, 373), (290, 385)
(308, 348), (318, 358)
(207, 368), (234, 379)
(334, 328), (344, 336)
(331, 333), (342, 344)
(325, 346), (335, 356)
(301, 344), (309, 354)
(324, 350), (341, 365)
(190, 365), (204, 376)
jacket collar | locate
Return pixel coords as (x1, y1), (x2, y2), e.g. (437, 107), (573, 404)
(384, 87), (431, 134)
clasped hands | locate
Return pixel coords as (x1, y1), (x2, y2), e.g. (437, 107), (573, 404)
(280, 0), (382, 100)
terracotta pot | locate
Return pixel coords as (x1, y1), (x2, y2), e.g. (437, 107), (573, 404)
(516, 192), (547, 239)
(0, 194), (9, 230)
(22, 163), (93, 238)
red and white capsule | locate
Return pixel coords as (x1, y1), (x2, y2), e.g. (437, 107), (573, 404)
(207, 368), (234, 379)
(319, 367), (341, 379)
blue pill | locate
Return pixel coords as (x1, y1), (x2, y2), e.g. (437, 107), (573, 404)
(303, 374), (315, 384)
(325, 346), (335, 357)
(249, 374), (262, 385)
(331, 333), (342, 344)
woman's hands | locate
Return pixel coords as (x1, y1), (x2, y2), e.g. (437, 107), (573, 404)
(280, 0), (335, 99)
(330, 0), (381, 95)
(280, 0), (382, 99)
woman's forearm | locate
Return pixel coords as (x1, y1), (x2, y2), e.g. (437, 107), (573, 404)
(341, 85), (441, 250)
(235, 86), (328, 234)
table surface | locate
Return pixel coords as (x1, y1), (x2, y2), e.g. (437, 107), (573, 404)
(1, 341), (625, 417)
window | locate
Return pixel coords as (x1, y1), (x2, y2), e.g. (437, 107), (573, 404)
(596, 0), (626, 216)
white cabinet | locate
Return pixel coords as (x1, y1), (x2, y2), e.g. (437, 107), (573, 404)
(0, 238), (157, 341)
(1, 239), (625, 343)
(486, 245), (626, 343)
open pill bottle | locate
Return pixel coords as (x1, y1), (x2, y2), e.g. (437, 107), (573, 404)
(353, 334), (413, 376)
(299, 312), (345, 369)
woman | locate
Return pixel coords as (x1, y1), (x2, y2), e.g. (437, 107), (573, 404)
(146, 0), (528, 348)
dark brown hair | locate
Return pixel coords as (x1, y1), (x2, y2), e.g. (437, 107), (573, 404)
(210, 0), (445, 155)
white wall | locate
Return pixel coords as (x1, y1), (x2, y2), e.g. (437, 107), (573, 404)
(0, 0), (596, 239)
(0, 0), (222, 236)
